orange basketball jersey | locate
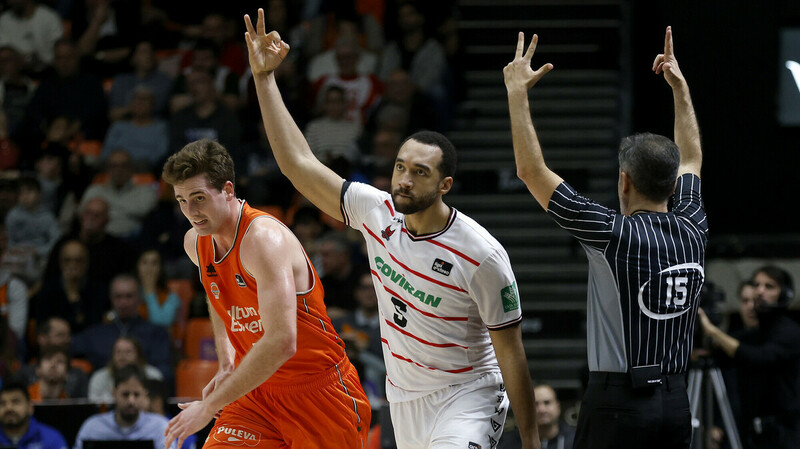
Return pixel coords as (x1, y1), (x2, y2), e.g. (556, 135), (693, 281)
(196, 201), (345, 384)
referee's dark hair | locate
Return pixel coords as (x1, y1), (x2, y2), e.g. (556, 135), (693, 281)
(618, 132), (680, 202)
(403, 130), (458, 180)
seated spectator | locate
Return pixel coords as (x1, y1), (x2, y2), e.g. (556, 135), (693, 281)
(363, 69), (440, 146)
(318, 230), (368, 316)
(144, 379), (196, 449)
(108, 40), (174, 121)
(498, 384), (576, 449)
(73, 365), (172, 449)
(0, 381), (69, 449)
(80, 149), (158, 241)
(0, 0), (64, 75)
(136, 184), (194, 280)
(44, 197), (134, 286)
(13, 38), (108, 156)
(305, 85), (362, 165)
(27, 346), (71, 402)
(4, 176), (61, 266)
(0, 111), (21, 171)
(14, 317), (89, 399)
(361, 126), (403, 178)
(88, 336), (163, 404)
(68, 0), (143, 79)
(332, 270), (384, 409)
(0, 314), (20, 382)
(33, 145), (71, 230)
(33, 239), (109, 333)
(0, 45), (36, 138)
(311, 35), (384, 125)
(290, 206), (328, 275)
(377, 2), (450, 123)
(101, 86), (169, 172)
(0, 262), (28, 343)
(179, 12), (248, 77)
(136, 248), (181, 329)
(332, 271), (382, 360)
(71, 274), (172, 388)
(306, 16), (379, 83)
(168, 69), (242, 155)
(169, 38), (240, 114)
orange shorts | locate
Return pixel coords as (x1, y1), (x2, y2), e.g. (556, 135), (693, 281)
(203, 357), (371, 448)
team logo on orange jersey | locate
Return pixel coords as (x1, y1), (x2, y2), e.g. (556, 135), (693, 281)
(213, 425), (261, 446)
(210, 282), (220, 299)
(235, 274), (247, 287)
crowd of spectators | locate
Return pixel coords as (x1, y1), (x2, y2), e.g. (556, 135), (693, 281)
(0, 0), (462, 447)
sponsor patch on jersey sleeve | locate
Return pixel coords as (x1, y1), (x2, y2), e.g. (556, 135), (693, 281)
(501, 282), (520, 313)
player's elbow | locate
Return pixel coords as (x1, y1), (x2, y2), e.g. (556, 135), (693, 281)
(278, 331), (297, 361)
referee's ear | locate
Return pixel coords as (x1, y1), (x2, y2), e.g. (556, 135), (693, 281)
(619, 171), (633, 195)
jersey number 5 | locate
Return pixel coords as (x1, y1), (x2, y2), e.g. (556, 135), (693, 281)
(665, 276), (688, 306)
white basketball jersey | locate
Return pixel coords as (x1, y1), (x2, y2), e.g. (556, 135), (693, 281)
(341, 182), (522, 402)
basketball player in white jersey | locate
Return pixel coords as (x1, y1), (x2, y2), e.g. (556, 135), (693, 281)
(243, 8), (540, 449)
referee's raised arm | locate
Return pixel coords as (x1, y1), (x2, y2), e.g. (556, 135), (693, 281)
(653, 26), (702, 178)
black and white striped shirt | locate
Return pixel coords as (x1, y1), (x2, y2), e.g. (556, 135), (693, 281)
(548, 174), (708, 375)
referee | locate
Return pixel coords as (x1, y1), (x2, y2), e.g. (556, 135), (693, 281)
(504, 27), (705, 449)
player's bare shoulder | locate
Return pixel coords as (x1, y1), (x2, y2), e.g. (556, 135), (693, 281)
(183, 228), (200, 266)
(240, 216), (303, 271)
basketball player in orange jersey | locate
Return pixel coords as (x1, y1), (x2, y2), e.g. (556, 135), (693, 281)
(161, 139), (370, 449)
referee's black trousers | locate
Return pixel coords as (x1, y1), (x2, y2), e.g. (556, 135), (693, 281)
(573, 372), (691, 449)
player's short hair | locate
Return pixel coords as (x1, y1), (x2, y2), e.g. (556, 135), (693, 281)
(162, 139), (235, 191)
(402, 130), (458, 180)
(618, 132), (680, 202)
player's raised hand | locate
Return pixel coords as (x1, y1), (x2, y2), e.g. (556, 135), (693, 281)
(244, 8), (290, 76)
(652, 26), (686, 89)
(504, 32), (553, 94)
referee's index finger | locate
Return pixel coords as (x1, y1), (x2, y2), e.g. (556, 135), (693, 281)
(665, 26), (674, 56)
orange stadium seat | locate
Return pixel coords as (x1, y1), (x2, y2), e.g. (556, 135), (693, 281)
(183, 318), (216, 360)
(175, 359), (218, 399)
(70, 358), (93, 374)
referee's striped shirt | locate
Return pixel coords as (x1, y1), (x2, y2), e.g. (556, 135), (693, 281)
(547, 173), (708, 375)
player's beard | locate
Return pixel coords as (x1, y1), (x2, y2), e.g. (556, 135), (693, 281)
(392, 188), (438, 215)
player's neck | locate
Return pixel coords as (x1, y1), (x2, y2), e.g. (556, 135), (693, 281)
(404, 201), (451, 236)
(212, 201), (242, 254)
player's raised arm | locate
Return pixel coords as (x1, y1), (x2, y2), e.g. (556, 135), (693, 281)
(504, 32), (563, 210)
(653, 26), (702, 178)
(244, 8), (345, 221)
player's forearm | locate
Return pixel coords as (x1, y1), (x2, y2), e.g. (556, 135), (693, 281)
(500, 360), (539, 447)
(203, 331), (296, 412)
(672, 83), (702, 168)
(252, 71), (317, 179)
(208, 304), (236, 369)
(492, 326), (540, 448)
